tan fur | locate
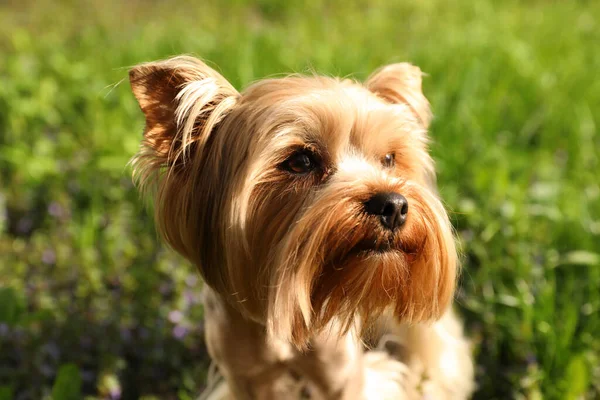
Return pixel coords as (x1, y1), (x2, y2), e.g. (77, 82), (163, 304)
(130, 55), (474, 399)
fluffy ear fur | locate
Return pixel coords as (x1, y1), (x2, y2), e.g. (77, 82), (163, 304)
(129, 56), (239, 185)
(365, 63), (432, 128)
(129, 56), (239, 268)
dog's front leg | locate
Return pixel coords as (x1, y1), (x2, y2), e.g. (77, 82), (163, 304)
(372, 309), (475, 399)
(203, 287), (306, 399)
(290, 327), (365, 399)
(203, 289), (374, 399)
(291, 324), (411, 400)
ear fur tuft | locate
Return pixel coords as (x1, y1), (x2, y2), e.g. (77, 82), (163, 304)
(129, 56), (239, 189)
(366, 63), (432, 128)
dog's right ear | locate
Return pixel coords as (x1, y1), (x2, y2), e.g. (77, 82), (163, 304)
(366, 63), (432, 129)
(129, 56), (239, 171)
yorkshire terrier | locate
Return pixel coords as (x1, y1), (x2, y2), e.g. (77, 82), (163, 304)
(129, 56), (474, 399)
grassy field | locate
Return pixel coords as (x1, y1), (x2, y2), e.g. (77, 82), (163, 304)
(1, 0), (599, 398)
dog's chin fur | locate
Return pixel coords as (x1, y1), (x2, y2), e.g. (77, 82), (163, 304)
(130, 56), (457, 350)
(268, 177), (457, 347)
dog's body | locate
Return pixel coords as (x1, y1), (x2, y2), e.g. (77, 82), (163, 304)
(129, 56), (474, 399)
(202, 287), (473, 399)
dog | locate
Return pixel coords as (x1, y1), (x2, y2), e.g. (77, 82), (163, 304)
(129, 55), (474, 399)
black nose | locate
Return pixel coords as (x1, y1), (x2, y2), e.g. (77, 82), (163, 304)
(364, 192), (408, 230)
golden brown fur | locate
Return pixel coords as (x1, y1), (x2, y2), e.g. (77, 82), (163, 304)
(129, 55), (473, 399)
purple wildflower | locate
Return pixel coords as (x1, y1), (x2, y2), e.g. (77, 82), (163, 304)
(47, 202), (63, 218)
(16, 217), (33, 234)
(185, 274), (198, 287)
(168, 310), (183, 324)
(172, 325), (187, 340)
(109, 385), (122, 400)
(0, 323), (9, 337)
(42, 249), (56, 265)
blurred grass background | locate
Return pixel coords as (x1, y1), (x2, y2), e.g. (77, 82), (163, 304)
(0, 0), (599, 398)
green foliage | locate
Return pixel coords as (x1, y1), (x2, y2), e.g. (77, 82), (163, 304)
(0, 386), (13, 400)
(563, 355), (590, 400)
(0, 0), (599, 398)
(0, 287), (24, 326)
(52, 364), (82, 400)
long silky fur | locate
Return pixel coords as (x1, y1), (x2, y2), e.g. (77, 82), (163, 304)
(129, 56), (473, 399)
(129, 56), (459, 348)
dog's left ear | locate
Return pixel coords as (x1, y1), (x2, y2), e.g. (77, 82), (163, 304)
(366, 63), (432, 128)
(129, 56), (239, 170)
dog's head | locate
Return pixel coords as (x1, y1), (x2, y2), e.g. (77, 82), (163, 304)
(130, 56), (457, 348)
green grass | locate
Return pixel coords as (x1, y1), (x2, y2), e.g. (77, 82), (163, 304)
(1, 0), (599, 398)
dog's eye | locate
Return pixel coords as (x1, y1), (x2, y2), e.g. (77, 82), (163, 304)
(382, 153), (395, 168)
(283, 151), (317, 174)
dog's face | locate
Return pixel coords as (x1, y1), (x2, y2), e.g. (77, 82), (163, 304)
(130, 56), (457, 347)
